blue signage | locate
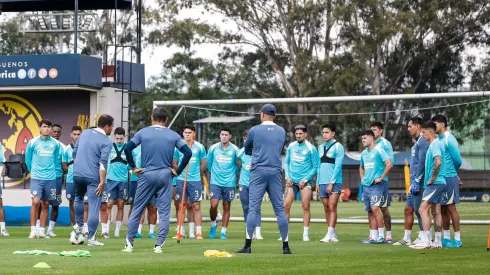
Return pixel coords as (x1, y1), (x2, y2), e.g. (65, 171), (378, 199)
(116, 60), (146, 93)
(0, 54), (102, 89)
(459, 192), (490, 203)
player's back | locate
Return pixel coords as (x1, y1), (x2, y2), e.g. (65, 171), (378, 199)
(137, 125), (181, 172)
(73, 128), (112, 181)
(248, 122), (286, 171)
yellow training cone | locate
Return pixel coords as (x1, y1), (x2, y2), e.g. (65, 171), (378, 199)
(33, 262), (51, 268)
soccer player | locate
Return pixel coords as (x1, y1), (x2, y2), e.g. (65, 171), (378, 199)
(44, 123), (65, 237)
(432, 115), (463, 248)
(72, 115), (114, 246)
(237, 129), (263, 240)
(103, 127), (130, 238)
(410, 121), (446, 249)
(207, 127), (239, 240)
(236, 104), (290, 254)
(129, 144), (158, 239)
(359, 130), (393, 244)
(0, 142), (10, 236)
(26, 119), (61, 238)
(369, 122), (394, 243)
(173, 124), (206, 240)
(283, 125), (319, 241)
(393, 117), (429, 246)
(316, 122), (344, 243)
(122, 107), (191, 253)
(62, 126), (82, 229)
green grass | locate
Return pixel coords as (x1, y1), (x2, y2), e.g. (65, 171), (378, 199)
(1, 202), (489, 275)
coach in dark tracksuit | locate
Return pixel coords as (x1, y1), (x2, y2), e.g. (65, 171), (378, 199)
(237, 104), (291, 254)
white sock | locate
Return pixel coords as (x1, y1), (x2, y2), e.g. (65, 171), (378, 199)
(47, 221), (55, 233)
(73, 223), (78, 230)
(303, 226), (309, 235)
(418, 231), (423, 239)
(36, 219), (40, 230)
(423, 231), (430, 244)
(138, 224), (143, 234)
(196, 226), (202, 234)
(435, 232), (442, 242)
(327, 227), (334, 236)
(83, 223), (88, 233)
(454, 231), (461, 241)
(149, 224), (155, 234)
(106, 222), (110, 233)
(31, 226), (36, 232)
(370, 229), (377, 239)
(0, 222), (5, 231)
(181, 225), (186, 236)
(255, 226), (261, 235)
(39, 227), (45, 234)
(221, 227), (227, 234)
(404, 230), (412, 241)
(211, 220), (217, 226)
(189, 222), (195, 236)
(115, 221), (122, 233)
(429, 229), (433, 240)
(378, 228), (385, 238)
(102, 223), (108, 234)
(443, 230), (451, 240)
(386, 231), (392, 239)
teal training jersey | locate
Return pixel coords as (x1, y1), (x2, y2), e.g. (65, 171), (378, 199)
(130, 145), (141, 181)
(237, 147), (252, 187)
(174, 141), (206, 182)
(424, 139), (447, 188)
(360, 147), (390, 186)
(62, 144), (75, 183)
(107, 143), (129, 182)
(317, 140), (345, 184)
(207, 142), (239, 187)
(375, 137), (394, 181)
(54, 140), (65, 178)
(285, 140), (319, 183)
(438, 131), (462, 178)
(25, 136), (61, 180)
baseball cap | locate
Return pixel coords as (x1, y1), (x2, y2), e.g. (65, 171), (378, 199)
(260, 104), (276, 116)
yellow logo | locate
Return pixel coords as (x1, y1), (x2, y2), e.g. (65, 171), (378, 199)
(0, 94), (42, 187)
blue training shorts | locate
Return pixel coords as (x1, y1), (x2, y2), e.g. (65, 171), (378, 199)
(363, 181), (387, 212)
(318, 183), (342, 199)
(31, 179), (57, 201)
(422, 184), (446, 204)
(442, 176), (460, 205)
(50, 177), (63, 206)
(176, 180), (202, 202)
(210, 184), (235, 202)
(382, 180), (391, 207)
(66, 181), (75, 201)
(102, 180), (129, 202)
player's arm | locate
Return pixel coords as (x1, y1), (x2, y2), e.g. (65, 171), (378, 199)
(25, 140), (33, 172)
(330, 144), (345, 184)
(303, 147), (319, 182)
(414, 142), (428, 185)
(206, 146), (214, 173)
(62, 148), (69, 172)
(428, 156), (442, 185)
(244, 128), (255, 156)
(124, 131), (142, 169)
(199, 146), (207, 176)
(284, 145), (291, 181)
(376, 148), (393, 182)
(359, 165), (365, 180)
(97, 142), (112, 195)
(448, 136), (463, 170)
(175, 139), (192, 175)
(72, 138), (79, 161)
(172, 158), (178, 170)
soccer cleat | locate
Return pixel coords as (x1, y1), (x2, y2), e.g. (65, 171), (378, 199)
(412, 237), (422, 245)
(122, 238), (133, 252)
(209, 225), (217, 239)
(384, 238), (393, 244)
(449, 240), (462, 248)
(189, 235), (196, 239)
(441, 238), (452, 247)
(101, 232), (110, 239)
(148, 233), (156, 239)
(376, 237), (385, 244)
(136, 232), (142, 238)
(361, 237), (371, 244)
(302, 235), (310, 242)
(46, 231), (57, 237)
(154, 244), (163, 254)
(172, 233), (185, 239)
(410, 242), (431, 250)
(277, 236), (282, 241)
(320, 234), (331, 243)
(236, 247), (251, 253)
(330, 236), (339, 243)
(393, 239), (412, 246)
(88, 238), (104, 246)
(196, 233), (203, 240)
(220, 232), (227, 240)
(430, 241), (442, 249)
(38, 232), (48, 238)
(28, 231), (38, 239)
(1, 229), (10, 237)
(254, 234), (264, 240)
(114, 231), (120, 238)
(282, 247), (292, 254)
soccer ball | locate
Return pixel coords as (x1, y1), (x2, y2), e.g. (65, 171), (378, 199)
(70, 231), (85, 245)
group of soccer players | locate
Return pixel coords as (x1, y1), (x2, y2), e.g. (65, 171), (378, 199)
(0, 106), (463, 253)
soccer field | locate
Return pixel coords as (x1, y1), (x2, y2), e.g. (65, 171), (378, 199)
(1, 202), (489, 275)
